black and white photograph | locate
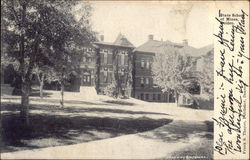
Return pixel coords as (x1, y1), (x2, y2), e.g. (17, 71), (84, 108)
(0, 1), (249, 159)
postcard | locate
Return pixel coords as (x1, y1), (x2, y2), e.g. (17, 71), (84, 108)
(1, 1), (249, 159)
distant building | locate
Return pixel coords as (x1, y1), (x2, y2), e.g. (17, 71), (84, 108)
(132, 35), (180, 102)
(132, 35), (214, 103)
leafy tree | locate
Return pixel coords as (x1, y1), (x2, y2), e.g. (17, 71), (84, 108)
(1, 0), (96, 124)
(32, 65), (57, 98)
(196, 51), (214, 95)
(151, 44), (193, 103)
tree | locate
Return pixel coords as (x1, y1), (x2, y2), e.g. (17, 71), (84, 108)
(32, 65), (57, 98)
(151, 44), (193, 103)
(1, 0), (96, 124)
(196, 51), (214, 96)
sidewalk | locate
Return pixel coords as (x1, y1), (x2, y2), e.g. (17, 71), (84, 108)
(1, 120), (212, 159)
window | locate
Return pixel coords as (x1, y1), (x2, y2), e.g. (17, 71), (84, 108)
(146, 60), (149, 69)
(107, 53), (112, 64)
(103, 70), (108, 83)
(140, 77), (144, 88)
(124, 55), (128, 65)
(158, 94), (161, 100)
(146, 94), (149, 100)
(83, 76), (87, 82)
(141, 93), (144, 100)
(141, 60), (144, 68)
(145, 78), (149, 85)
(87, 57), (92, 62)
(87, 76), (90, 82)
(121, 54), (125, 65)
(82, 57), (86, 62)
(153, 94), (156, 100)
(104, 53), (108, 64)
(107, 72), (112, 83)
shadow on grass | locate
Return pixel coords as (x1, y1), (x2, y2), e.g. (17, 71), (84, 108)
(104, 100), (134, 106)
(138, 120), (213, 143)
(12, 88), (54, 98)
(1, 103), (173, 153)
(1, 103), (171, 116)
(29, 89), (53, 98)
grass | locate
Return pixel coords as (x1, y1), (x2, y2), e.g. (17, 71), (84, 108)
(1, 102), (172, 153)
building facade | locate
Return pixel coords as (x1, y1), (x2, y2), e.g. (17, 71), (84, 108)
(132, 35), (178, 102)
(132, 35), (213, 103)
(79, 34), (134, 97)
(79, 34), (213, 103)
(80, 45), (97, 87)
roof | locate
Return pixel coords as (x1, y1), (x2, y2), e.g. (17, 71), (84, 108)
(179, 45), (200, 57)
(134, 40), (182, 54)
(134, 39), (213, 57)
(95, 34), (134, 48)
(197, 44), (214, 56)
(113, 33), (134, 48)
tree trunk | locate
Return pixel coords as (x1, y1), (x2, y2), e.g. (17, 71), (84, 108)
(39, 74), (45, 98)
(175, 90), (179, 104)
(19, 2), (29, 126)
(20, 81), (30, 125)
(60, 83), (64, 107)
(40, 82), (44, 98)
(200, 84), (204, 95)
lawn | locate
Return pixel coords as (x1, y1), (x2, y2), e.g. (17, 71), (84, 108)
(1, 102), (172, 153)
(1, 87), (213, 158)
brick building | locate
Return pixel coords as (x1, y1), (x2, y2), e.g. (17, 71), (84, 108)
(132, 35), (178, 102)
(80, 44), (97, 87)
(79, 34), (213, 103)
(79, 34), (134, 97)
(132, 35), (213, 103)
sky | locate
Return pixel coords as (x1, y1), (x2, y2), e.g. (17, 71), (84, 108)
(85, 1), (215, 48)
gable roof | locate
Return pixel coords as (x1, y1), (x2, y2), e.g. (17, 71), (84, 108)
(95, 33), (134, 48)
(113, 33), (134, 48)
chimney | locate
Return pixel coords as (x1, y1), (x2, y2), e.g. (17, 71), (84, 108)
(183, 39), (188, 46)
(148, 34), (154, 41)
(100, 35), (104, 41)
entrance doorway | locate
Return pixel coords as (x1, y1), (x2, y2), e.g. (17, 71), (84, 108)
(81, 72), (91, 86)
